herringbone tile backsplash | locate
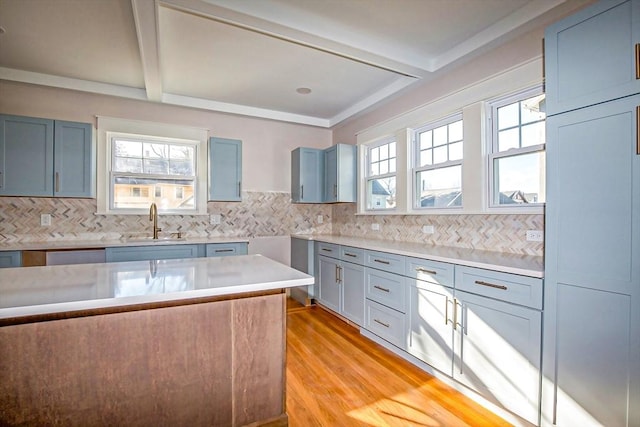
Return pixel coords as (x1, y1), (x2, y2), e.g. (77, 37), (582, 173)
(0, 195), (543, 256)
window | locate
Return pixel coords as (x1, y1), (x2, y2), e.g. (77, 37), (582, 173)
(109, 134), (198, 212)
(365, 139), (396, 210)
(489, 88), (545, 207)
(413, 116), (463, 209)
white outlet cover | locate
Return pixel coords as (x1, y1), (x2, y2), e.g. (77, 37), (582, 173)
(210, 214), (221, 225)
(526, 230), (544, 242)
(40, 214), (51, 226)
(317, 215), (323, 224)
(371, 223), (380, 231)
(422, 225), (435, 234)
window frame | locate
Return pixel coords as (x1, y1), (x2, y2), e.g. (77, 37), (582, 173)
(364, 137), (397, 212)
(412, 113), (464, 210)
(487, 86), (546, 209)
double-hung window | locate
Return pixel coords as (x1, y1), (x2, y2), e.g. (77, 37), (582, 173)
(489, 88), (545, 207)
(413, 115), (463, 209)
(109, 133), (198, 212)
(365, 139), (396, 210)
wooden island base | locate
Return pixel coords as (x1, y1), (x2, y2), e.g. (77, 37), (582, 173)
(0, 291), (287, 427)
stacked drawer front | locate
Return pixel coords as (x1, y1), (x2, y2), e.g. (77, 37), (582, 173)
(364, 250), (407, 349)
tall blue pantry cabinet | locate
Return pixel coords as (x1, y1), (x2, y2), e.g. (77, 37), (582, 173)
(543, 1), (640, 426)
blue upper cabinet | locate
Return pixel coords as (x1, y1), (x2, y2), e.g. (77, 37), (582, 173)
(323, 144), (356, 203)
(545, 0), (640, 116)
(291, 147), (324, 203)
(209, 137), (242, 201)
(0, 115), (93, 198)
(0, 115), (54, 196)
(54, 120), (94, 198)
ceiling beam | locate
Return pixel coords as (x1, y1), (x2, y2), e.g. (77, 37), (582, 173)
(131, 0), (163, 102)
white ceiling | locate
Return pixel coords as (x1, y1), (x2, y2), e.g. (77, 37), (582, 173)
(0, 0), (587, 127)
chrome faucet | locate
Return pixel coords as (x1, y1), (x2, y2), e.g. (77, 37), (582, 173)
(149, 203), (162, 239)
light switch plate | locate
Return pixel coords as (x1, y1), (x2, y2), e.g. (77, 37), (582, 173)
(40, 214), (51, 226)
(210, 214), (221, 225)
(317, 215), (323, 224)
(422, 225), (435, 234)
(526, 230), (544, 242)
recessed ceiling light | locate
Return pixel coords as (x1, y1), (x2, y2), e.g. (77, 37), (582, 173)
(296, 87), (312, 95)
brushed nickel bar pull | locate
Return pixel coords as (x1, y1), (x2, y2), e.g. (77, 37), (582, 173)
(636, 106), (640, 155)
(445, 297), (449, 326)
(344, 253), (357, 258)
(321, 248), (333, 252)
(338, 266), (342, 283)
(55, 172), (60, 192)
(453, 298), (458, 331)
(238, 181), (241, 197)
(475, 280), (508, 290)
(335, 265), (339, 283)
(374, 259), (390, 265)
(415, 267), (437, 275)
(301, 185), (304, 199)
(333, 184), (337, 197)
(215, 249), (234, 253)
(636, 43), (640, 80)
(374, 319), (390, 328)
(373, 285), (390, 293)
(0, 171), (3, 188)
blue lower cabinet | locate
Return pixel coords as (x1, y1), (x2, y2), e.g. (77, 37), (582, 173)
(105, 245), (200, 263)
(205, 243), (248, 257)
(0, 251), (21, 268)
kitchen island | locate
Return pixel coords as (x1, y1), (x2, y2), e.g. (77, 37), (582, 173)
(0, 255), (313, 426)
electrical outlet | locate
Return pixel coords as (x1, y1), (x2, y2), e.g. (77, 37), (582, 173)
(422, 225), (435, 234)
(317, 215), (323, 224)
(526, 230), (544, 242)
(40, 214), (51, 227)
(210, 214), (221, 225)
(371, 223), (380, 231)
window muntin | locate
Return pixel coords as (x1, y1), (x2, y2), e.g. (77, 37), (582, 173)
(110, 135), (198, 212)
(366, 140), (396, 210)
(490, 90), (546, 207)
(414, 116), (463, 209)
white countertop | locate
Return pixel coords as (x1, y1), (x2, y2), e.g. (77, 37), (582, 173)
(0, 236), (249, 252)
(292, 234), (543, 278)
(0, 254), (313, 322)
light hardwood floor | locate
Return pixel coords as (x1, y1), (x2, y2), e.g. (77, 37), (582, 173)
(286, 304), (511, 427)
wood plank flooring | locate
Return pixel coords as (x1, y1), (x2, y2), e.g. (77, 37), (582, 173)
(286, 305), (511, 427)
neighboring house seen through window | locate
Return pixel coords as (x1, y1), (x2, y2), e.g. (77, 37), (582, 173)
(413, 115), (463, 209)
(489, 88), (546, 207)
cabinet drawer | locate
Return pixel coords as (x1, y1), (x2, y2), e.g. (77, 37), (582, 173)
(205, 242), (247, 257)
(317, 242), (340, 259)
(405, 257), (454, 287)
(340, 246), (364, 264)
(105, 245), (199, 263)
(365, 299), (406, 349)
(366, 268), (406, 313)
(0, 251), (21, 268)
(455, 266), (543, 309)
(365, 250), (405, 275)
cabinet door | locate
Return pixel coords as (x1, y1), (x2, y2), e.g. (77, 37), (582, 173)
(407, 280), (454, 376)
(454, 291), (542, 425)
(318, 255), (340, 312)
(0, 251), (21, 268)
(545, 0), (640, 115)
(323, 145), (338, 202)
(209, 137), (242, 201)
(54, 120), (94, 198)
(543, 96), (640, 426)
(0, 115), (53, 196)
(340, 261), (364, 325)
(323, 144), (356, 203)
(291, 148), (324, 203)
(105, 245), (200, 262)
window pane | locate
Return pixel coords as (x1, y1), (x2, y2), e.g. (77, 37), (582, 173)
(113, 157), (142, 173)
(449, 120), (463, 142)
(449, 141), (463, 161)
(420, 130), (432, 149)
(389, 160), (396, 173)
(367, 177), (396, 210)
(521, 94), (546, 124)
(433, 145), (447, 164)
(370, 162), (379, 176)
(113, 176), (195, 210)
(389, 142), (396, 159)
(494, 151), (545, 205)
(498, 103), (519, 130)
(144, 143), (168, 159)
(420, 149), (432, 166)
(521, 121), (545, 148)
(114, 140), (142, 158)
(370, 146), (379, 162)
(433, 125), (447, 146)
(498, 128), (519, 152)
(144, 159), (169, 175)
(169, 159), (194, 176)
(379, 160), (389, 175)
(170, 145), (193, 160)
(416, 165), (462, 208)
